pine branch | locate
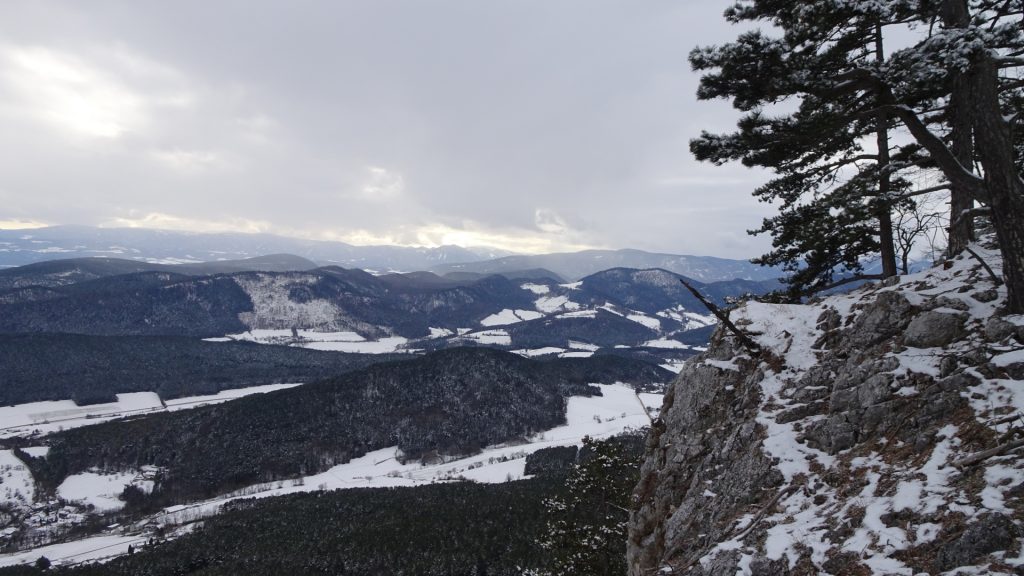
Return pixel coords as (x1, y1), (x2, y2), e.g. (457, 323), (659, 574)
(678, 278), (761, 354)
(964, 246), (1004, 286)
(895, 183), (952, 199)
(950, 206), (991, 228)
(883, 103), (992, 204)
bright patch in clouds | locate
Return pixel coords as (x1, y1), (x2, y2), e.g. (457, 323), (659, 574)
(359, 166), (404, 200)
(0, 44), (194, 141)
(408, 222), (595, 254)
(534, 208), (569, 234)
(322, 222), (596, 253)
(2, 46), (142, 138)
(98, 211), (596, 254)
(103, 212), (272, 235)
(151, 148), (222, 171)
(0, 218), (48, 230)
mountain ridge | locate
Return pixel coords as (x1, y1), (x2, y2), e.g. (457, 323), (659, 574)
(431, 248), (782, 282)
(0, 226), (777, 283)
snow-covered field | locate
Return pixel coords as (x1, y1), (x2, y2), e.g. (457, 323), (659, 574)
(627, 312), (662, 330)
(208, 329), (411, 353)
(0, 384), (300, 439)
(0, 383), (663, 569)
(299, 336), (408, 353)
(521, 283), (551, 295)
(0, 534), (149, 569)
(0, 450), (35, 506)
(58, 469), (156, 512)
(536, 294), (579, 313)
(480, 308), (544, 326)
(457, 329), (512, 346)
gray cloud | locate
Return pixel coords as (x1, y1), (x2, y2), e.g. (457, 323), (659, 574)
(0, 0), (774, 258)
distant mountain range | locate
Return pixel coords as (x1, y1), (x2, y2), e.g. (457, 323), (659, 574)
(0, 226), (780, 282)
(430, 248), (783, 282)
(0, 225), (510, 273)
(0, 254), (318, 291)
(0, 259), (779, 368)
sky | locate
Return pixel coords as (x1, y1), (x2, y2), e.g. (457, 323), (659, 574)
(0, 0), (773, 258)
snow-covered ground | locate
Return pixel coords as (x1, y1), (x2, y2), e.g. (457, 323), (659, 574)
(627, 312), (662, 330)
(480, 308), (544, 326)
(299, 336), (408, 353)
(0, 534), (149, 569)
(0, 384), (300, 439)
(0, 450), (35, 506)
(689, 243), (1024, 574)
(536, 294), (579, 313)
(58, 469), (156, 512)
(521, 283), (551, 295)
(209, 329), (411, 353)
(656, 306), (717, 330)
(642, 338), (690, 349)
(0, 383), (663, 569)
(234, 274), (346, 331)
(457, 329), (512, 346)
(210, 328), (366, 344)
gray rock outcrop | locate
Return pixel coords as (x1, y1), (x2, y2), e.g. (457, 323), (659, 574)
(627, 252), (1023, 575)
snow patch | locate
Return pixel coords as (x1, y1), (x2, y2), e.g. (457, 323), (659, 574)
(520, 283), (550, 295)
(58, 470), (154, 512)
(480, 309), (544, 326)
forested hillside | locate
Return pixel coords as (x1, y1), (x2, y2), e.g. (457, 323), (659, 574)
(25, 348), (669, 505)
(0, 334), (404, 405)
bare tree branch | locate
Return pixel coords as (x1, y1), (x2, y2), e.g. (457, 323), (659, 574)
(677, 279), (762, 354)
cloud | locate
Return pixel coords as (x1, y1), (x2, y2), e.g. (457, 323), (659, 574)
(358, 166), (404, 200)
(0, 218), (48, 230)
(150, 148), (221, 171)
(408, 222), (596, 254)
(533, 209), (569, 234)
(0, 2), (778, 260)
(1, 46), (143, 138)
(102, 212), (272, 235)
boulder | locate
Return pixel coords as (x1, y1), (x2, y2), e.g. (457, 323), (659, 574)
(903, 311), (965, 348)
(849, 292), (916, 348)
(985, 317), (1018, 342)
(934, 513), (1019, 572)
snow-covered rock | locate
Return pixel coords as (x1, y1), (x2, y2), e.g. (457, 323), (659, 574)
(628, 242), (1024, 575)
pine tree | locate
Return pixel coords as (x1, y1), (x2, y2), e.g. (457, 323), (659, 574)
(690, 1), (921, 296)
(869, 0), (1024, 312)
(528, 435), (641, 576)
(692, 0), (1024, 310)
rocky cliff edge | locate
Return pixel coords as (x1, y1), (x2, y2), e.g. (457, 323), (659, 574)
(628, 243), (1024, 575)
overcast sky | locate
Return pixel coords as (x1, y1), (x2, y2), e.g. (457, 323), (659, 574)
(0, 1), (773, 258)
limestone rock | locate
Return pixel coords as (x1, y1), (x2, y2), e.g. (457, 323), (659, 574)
(985, 316), (1018, 342)
(903, 311), (965, 348)
(933, 513), (1019, 572)
(848, 291), (916, 348)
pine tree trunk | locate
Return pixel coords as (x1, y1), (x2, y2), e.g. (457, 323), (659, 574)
(944, 0), (975, 257)
(971, 55), (1024, 313)
(875, 25), (898, 278)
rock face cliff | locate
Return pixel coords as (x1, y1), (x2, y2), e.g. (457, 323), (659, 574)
(628, 243), (1024, 575)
